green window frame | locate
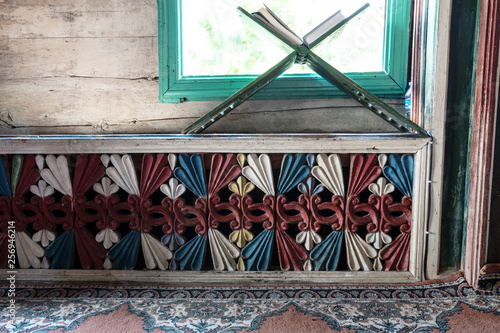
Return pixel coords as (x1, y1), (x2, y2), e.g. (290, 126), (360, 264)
(157, 0), (411, 103)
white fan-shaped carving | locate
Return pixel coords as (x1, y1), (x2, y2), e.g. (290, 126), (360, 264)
(368, 178), (395, 196)
(141, 232), (172, 270)
(96, 228), (120, 249)
(16, 231), (44, 269)
(296, 230), (322, 251)
(106, 154), (140, 196)
(35, 155), (45, 170)
(103, 257), (113, 270)
(378, 154), (388, 168)
(311, 154), (344, 197)
(41, 256), (50, 269)
(366, 231), (392, 250)
(209, 228), (240, 271)
(30, 180), (55, 198)
(241, 154), (274, 196)
(345, 230), (378, 271)
(101, 154), (111, 168)
(40, 155), (73, 196)
(32, 229), (56, 248)
(93, 177), (119, 197)
(160, 178), (186, 199)
(303, 259), (313, 271)
(373, 253), (384, 271)
(168, 153), (177, 169)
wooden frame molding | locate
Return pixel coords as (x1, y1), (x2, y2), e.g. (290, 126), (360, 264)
(465, 0), (500, 288)
(413, 0), (453, 279)
(0, 134), (431, 155)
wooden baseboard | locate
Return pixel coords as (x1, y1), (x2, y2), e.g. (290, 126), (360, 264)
(0, 269), (421, 285)
(480, 263), (500, 275)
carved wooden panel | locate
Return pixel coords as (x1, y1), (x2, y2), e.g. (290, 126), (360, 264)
(0, 152), (416, 273)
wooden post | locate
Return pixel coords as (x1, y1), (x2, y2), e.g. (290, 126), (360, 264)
(465, 0), (500, 288)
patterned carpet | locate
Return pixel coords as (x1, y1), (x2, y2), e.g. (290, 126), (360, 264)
(1, 273), (500, 333)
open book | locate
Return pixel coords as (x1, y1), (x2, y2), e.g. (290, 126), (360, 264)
(251, 3), (370, 48)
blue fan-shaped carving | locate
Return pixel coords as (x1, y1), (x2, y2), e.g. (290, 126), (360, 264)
(241, 229), (274, 271)
(310, 231), (343, 271)
(45, 231), (75, 269)
(298, 177), (324, 196)
(161, 233), (185, 252)
(383, 154), (413, 197)
(174, 154), (207, 198)
(0, 156), (11, 197)
(174, 234), (207, 271)
(108, 230), (140, 269)
(306, 153), (316, 168)
(277, 154), (309, 195)
(162, 233), (184, 271)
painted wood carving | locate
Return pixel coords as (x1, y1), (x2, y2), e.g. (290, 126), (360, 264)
(309, 153), (345, 271)
(0, 152), (413, 272)
(106, 154), (173, 270)
(240, 154), (277, 271)
(379, 154), (413, 271)
(13, 155), (46, 269)
(207, 153), (241, 271)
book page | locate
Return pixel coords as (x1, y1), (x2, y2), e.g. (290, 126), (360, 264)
(255, 5), (302, 46)
(302, 10), (345, 46)
(303, 3), (370, 49)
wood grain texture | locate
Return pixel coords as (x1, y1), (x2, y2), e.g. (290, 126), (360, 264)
(410, 0), (425, 128)
(411, 143), (431, 281)
(0, 2), (156, 39)
(480, 263), (500, 275)
(465, 0), (500, 288)
(422, 0), (452, 279)
(0, 37), (158, 79)
(0, 78), (404, 134)
(440, 0), (480, 270)
(0, 0), (406, 136)
(0, 268), (421, 284)
(0, 134), (430, 155)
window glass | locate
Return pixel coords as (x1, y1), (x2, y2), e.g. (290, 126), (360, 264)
(181, 0), (385, 76)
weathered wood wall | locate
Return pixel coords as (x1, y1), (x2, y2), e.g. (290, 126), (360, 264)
(441, 0), (481, 269)
(0, 0), (402, 135)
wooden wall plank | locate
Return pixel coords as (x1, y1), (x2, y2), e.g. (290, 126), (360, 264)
(0, 0), (404, 135)
(0, 3), (157, 38)
(2, 0), (149, 11)
(0, 37), (157, 79)
(440, 0), (480, 269)
(421, 0), (452, 279)
(0, 78), (403, 134)
(465, 0), (500, 288)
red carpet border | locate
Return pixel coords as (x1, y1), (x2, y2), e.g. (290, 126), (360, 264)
(1, 273), (500, 332)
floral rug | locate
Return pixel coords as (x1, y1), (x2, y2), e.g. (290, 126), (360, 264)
(1, 273), (500, 333)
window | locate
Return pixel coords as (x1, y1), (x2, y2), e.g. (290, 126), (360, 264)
(157, 0), (411, 102)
